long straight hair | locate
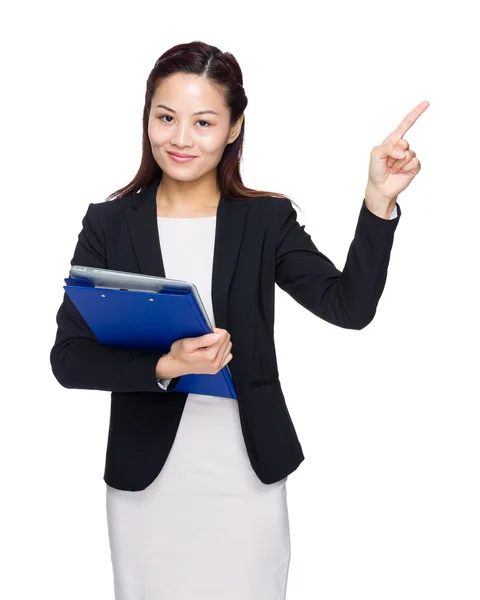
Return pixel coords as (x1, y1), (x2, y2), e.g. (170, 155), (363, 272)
(105, 41), (299, 210)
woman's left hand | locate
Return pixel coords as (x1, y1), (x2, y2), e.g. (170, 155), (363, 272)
(365, 101), (429, 214)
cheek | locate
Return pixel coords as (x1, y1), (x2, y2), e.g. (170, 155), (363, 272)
(198, 133), (228, 155)
(148, 119), (173, 144)
(149, 128), (169, 145)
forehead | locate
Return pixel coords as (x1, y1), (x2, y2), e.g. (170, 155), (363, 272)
(152, 73), (228, 111)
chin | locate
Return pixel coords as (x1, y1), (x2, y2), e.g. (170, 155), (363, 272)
(164, 169), (201, 182)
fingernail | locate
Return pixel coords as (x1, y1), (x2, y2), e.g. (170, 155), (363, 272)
(395, 151), (405, 158)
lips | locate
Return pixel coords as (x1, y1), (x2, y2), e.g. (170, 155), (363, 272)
(168, 152), (196, 158)
(167, 152), (197, 164)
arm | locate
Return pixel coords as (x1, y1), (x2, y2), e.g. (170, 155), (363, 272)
(50, 202), (180, 393)
(274, 197), (401, 330)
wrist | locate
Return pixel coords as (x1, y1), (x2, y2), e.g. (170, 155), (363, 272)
(155, 353), (182, 379)
(365, 185), (397, 220)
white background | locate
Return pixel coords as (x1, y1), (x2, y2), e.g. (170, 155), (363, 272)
(2, 0), (479, 598)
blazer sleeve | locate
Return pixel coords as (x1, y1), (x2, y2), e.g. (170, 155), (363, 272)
(274, 197), (401, 329)
(49, 202), (180, 393)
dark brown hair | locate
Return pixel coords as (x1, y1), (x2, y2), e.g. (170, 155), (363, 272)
(105, 40), (299, 210)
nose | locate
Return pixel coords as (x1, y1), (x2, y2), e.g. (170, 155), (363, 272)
(170, 122), (195, 148)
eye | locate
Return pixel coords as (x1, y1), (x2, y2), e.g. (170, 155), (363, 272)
(158, 115), (210, 128)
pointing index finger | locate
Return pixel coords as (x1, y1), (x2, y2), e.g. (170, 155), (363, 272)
(382, 100), (430, 144)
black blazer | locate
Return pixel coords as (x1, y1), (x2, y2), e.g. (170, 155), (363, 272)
(50, 176), (401, 491)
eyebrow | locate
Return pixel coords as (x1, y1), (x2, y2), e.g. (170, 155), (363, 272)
(155, 103), (219, 116)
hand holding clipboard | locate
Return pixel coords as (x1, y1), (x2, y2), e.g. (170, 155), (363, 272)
(172, 328), (233, 374)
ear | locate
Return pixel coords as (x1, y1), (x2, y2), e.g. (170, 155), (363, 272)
(228, 114), (244, 144)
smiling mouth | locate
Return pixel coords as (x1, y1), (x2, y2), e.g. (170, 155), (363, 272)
(167, 152), (197, 158)
(167, 152), (197, 163)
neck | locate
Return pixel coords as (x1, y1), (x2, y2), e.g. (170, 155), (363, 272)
(156, 173), (221, 211)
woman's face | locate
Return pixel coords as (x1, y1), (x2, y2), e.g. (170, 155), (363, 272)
(148, 73), (242, 183)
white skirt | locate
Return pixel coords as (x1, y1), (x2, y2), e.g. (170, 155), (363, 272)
(106, 392), (291, 600)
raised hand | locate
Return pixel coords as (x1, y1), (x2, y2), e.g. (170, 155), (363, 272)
(365, 100), (430, 216)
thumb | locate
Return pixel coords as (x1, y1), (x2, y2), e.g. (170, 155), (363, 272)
(199, 330), (221, 347)
(373, 142), (405, 161)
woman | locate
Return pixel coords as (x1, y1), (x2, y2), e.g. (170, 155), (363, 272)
(50, 41), (428, 600)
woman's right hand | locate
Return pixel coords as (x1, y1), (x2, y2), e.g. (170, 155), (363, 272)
(168, 328), (233, 376)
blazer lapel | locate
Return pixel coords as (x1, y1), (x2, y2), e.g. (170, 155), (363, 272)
(125, 176), (248, 333)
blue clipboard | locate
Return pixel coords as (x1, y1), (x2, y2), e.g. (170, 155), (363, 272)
(63, 277), (237, 399)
